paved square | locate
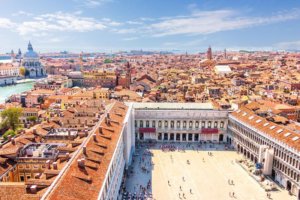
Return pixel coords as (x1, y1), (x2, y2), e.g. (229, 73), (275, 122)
(125, 143), (295, 200)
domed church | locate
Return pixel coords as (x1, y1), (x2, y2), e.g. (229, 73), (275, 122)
(22, 42), (45, 78)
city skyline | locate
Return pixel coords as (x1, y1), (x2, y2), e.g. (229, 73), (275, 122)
(1, 0), (300, 53)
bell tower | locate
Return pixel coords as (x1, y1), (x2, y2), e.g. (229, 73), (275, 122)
(207, 46), (212, 60)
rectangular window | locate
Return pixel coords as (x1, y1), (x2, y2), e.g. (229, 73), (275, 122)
(158, 121), (162, 128)
(183, 121), (187, 128)
(146, 120), (149, 128)
(202, 121), (205, 128)
(135, 120), (137, 127)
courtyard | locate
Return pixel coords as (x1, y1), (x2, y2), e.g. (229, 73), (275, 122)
(124, 142), (295, 200)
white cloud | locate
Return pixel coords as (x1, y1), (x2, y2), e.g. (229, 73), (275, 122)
(148, 9), (300, 37)
(17, 12), (107, 35)
(0, 18), (16, 28)
(82, 0), (113, 8)
(126, 20), (143, 25)
(49, 38), (63, 43)
(123, 37), (139, 41)
(162, 42), (178, 46)
(114, 28), (138, 34)
(12, 10), (33, 17)
(275, 40), (300, 49)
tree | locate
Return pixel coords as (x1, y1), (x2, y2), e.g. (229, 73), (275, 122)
(0, 107), (22, 131)
(37, 96), (44, 104)
(27, 116), (37, 123)
(19, 67), (26, 76)
(2, 129), (16, 140)
(104, 59), (112, 64)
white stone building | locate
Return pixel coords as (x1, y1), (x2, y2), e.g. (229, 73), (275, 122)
(228, 107), (300, 198)
(22, 42), (45, 78)
(132, 102), (231, 143)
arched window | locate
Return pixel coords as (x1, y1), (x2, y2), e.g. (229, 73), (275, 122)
(140, 120), (143, 127)
(164, 121), (168, 128)
(183, 121), (187, 128)
(189, 121), (193, 128)
(177, 121), (180, 128)
(208, 121), (212, 128)
(171, 121), (174, 128)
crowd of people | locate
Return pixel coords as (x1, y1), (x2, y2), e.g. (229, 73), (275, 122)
(122, 145), (155, 200)
(122, 142), (275, 200)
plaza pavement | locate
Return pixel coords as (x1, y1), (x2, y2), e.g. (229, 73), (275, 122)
(125, 143), (295, 200)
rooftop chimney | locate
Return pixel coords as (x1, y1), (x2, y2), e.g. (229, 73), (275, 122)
(46, 160), (51, 169)
(83, 146), (87, 155)
(93, 134), (97, 142)
(53, 162), (58, 170)
(77, 158), (85, 168)
(11, 138), (16, 145)
(99, 127), (103, 134)
(34, 173), (42, 179)
(30, 185), (37, 194)
(33, 128), (37, 134)
(105, 117), (111, 125)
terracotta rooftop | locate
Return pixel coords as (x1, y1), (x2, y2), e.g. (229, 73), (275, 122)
(44, 101), (128, 200)
(231, 107), (300, 152)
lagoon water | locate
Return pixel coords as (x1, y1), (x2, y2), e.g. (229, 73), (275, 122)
(0, 82), (34, 103)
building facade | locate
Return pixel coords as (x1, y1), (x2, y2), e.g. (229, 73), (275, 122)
(228, 108), (300, 198)
(132, 103), (230, 143)
(22, 42), (45, 78)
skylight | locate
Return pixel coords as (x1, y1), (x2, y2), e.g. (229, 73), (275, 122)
(284, 132), (291, 137)
(249, 116), (254, 120)
(292, 136), (299, 141)
(263, 123), (269, 127)
(242, 112), (247, 116)
(269, 125), (276, 130)
(276, 129), (283, 134)
(256, 119), (262, 123)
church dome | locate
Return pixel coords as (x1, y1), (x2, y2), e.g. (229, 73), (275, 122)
(24, 41), (39, 58)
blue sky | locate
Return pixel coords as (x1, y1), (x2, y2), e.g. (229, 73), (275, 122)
(0, 0), (300, 53)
